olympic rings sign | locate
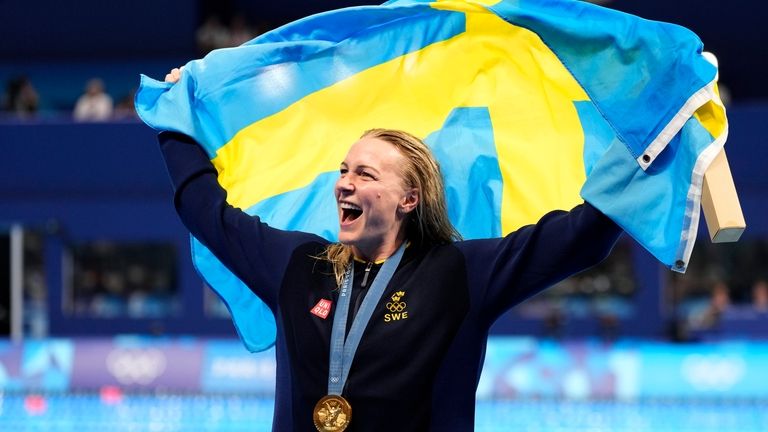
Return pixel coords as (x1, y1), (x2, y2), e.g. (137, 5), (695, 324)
(106, 348), (167, 385)
(681, 354), (746, 391)
(386, 302), (406, 312)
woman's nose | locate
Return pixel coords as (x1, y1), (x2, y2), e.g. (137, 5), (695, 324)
(336, 175), (355, 193)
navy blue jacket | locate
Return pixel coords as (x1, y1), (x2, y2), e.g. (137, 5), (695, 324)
(158, 132), (622, 431)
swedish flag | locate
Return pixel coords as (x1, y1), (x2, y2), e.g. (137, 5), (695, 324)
(136, 0), (727, 352)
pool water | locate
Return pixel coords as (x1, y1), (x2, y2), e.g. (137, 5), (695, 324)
(1, 393), (766, 431)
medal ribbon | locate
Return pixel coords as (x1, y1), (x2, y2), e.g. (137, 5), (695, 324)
(327, 242), (405, 395)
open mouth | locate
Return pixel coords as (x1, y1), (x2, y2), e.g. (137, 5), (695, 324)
(339, 201), (363, 224)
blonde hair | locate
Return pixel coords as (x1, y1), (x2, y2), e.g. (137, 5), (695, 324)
(324, 128), (461, 286)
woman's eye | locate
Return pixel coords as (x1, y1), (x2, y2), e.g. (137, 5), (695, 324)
(339, 168), (348, 175)
(361, 171), (375, 179)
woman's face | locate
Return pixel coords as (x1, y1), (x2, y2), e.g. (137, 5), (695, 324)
(335, 137), (417, 260)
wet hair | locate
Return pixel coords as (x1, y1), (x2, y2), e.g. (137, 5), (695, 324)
(324, 128), (461, 286)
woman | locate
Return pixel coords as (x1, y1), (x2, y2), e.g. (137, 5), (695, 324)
(161, 69), (621, 431)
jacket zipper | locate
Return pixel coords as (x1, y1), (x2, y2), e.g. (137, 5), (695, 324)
(360, 261), (373, 288)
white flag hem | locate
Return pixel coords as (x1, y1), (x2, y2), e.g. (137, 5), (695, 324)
(672, 123), (729, 273)
(638, 80), (718, 171)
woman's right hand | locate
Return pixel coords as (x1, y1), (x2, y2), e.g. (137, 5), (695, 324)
(164, 66), (185, 84)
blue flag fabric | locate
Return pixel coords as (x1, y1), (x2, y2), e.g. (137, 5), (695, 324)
(136, 0), (727, 352)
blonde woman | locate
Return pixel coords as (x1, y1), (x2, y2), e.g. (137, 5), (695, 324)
(160, 69), (621, 431)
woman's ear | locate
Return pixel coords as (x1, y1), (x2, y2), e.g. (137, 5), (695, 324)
(399, 188), (419, 214)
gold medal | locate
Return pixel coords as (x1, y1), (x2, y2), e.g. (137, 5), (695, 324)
(313, 394), (352, 431)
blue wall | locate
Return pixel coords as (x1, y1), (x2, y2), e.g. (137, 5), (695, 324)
(0, 0), (197, 60)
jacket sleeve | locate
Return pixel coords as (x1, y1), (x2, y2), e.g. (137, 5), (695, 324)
(158, 131), (326, 307)
(455, 202), (622, 322)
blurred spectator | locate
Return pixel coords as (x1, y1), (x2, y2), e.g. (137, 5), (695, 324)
(91, 270), (127, 317)
(2, 75), (39, 117)
(718, 83), (732, 107)
(114, 88), (138, 119)
(229, 14), (256, 46)
(689, 281), (731, 330)
(73, 78), (113, 121)
(752, 279), (768, 313)
(70, 241), (178, 319)
(196, 15), (230, 54)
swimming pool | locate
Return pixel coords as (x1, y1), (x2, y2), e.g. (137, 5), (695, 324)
(2, 393), (766, 431)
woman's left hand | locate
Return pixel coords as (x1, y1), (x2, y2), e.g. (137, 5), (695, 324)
(164, 66), (185, 84)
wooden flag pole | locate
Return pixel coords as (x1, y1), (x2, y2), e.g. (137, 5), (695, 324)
(701, 148), (746, 242)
